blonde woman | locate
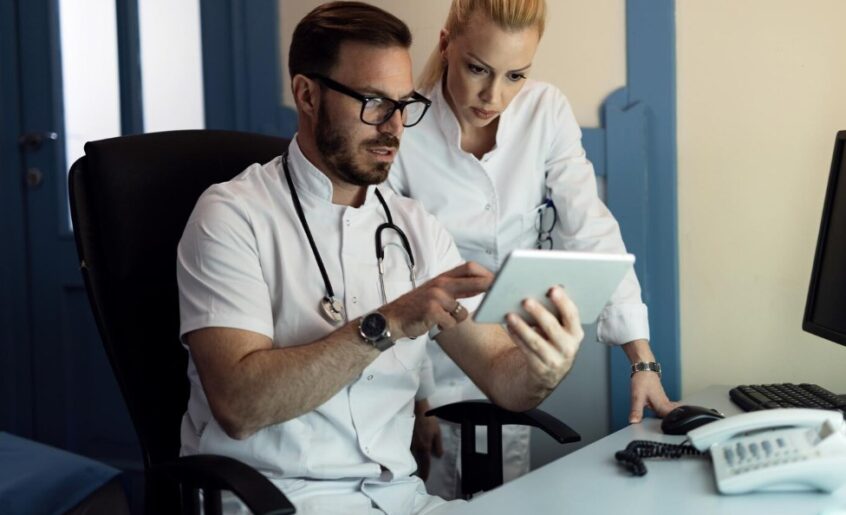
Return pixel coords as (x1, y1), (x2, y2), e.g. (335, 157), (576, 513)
(389, 0), (677, 499)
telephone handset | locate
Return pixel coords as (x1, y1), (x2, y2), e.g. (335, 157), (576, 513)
(688, 408), (846, 494)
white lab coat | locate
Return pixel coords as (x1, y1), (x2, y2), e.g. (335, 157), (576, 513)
(389, 79), (650, 498)
(177, 137), (462, 514)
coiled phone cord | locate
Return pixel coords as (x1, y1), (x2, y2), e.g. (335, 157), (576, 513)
(615, 440), (706, 476)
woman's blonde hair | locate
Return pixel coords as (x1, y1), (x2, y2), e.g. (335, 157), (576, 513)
(418, 0), (546, 91)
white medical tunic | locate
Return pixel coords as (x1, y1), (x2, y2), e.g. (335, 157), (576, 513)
(389, 80), (650, 496)
(390, 79), (649, 407)
(177, 137), (462, 514)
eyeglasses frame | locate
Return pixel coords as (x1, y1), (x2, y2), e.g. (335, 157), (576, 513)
(535, 198), (558, 250)
(305, 73), (432, 128)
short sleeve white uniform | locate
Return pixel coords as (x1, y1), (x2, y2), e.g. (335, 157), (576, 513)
(177, 137), (463, 515)
(388, 80), (649, 496)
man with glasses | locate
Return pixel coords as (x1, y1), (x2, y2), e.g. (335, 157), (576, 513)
(176, 2), (584, 514)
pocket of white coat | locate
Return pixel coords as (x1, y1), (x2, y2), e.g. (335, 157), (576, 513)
(521, 202), (548, 231)
(521, 201), (549, 247)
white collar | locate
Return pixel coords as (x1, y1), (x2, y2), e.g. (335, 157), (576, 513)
(430, 82), (464, 151)
(286, 135), (381, 206)
(427, 77), (521, 157)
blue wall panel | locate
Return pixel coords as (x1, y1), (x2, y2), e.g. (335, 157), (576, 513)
(581, 128), (606, 178)
(603, 0), (680, 429)
(201, 0), (297, 137)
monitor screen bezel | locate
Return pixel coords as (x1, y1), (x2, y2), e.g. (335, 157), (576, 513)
(802, 130), (846, 346)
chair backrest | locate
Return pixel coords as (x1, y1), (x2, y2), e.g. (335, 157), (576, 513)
(68, 130), (290, 470)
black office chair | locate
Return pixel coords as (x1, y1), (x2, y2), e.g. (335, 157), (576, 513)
(428, 400), (580, 497)
(68, 130), (580, 512)
(69, 130), (295, 515)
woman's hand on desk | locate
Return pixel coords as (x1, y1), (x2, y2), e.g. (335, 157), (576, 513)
(629, 370), (679, 423)
(623, 339), (679, 423)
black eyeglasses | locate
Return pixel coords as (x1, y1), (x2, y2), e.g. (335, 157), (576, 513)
(535, 199), (558, 250)
(306, 74), (432, 127)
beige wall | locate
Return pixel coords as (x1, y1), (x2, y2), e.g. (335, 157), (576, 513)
(677, 0), (846, 395)
(279, 0), (625, 127)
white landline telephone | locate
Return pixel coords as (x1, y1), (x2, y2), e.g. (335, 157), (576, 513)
(687, 408), (846, 494)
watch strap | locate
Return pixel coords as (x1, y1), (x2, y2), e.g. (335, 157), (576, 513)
(631, 361), (661, 378)
(368, 332), (394, 352)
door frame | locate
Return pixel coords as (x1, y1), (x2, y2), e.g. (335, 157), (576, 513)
(0, 0), (34, 437)
(0, 0), (296, 439)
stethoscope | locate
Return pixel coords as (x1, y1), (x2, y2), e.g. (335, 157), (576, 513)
(282, 152), (417, 325)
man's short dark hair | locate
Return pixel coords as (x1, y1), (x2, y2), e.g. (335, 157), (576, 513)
(289, 1), (412, 80)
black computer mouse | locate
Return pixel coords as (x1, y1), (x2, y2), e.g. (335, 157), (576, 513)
(661, 405), (725, 435)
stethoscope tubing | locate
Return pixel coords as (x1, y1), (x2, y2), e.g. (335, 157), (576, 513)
(282, 151), (416, 321)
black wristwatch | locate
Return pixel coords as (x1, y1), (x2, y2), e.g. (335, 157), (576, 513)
(358, 311), (395, 351)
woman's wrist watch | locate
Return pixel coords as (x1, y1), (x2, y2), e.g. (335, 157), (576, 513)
(630, 361), (661, 378)
(358, 311), (395, 351)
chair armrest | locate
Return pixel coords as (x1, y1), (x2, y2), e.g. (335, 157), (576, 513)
(154, 454), (295, 515)
(427, 399), (580, 444)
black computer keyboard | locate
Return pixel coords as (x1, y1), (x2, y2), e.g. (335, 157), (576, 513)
(730, 383), (846, 414)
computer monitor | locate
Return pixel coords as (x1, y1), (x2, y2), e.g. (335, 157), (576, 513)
(803, 130), (846, 346)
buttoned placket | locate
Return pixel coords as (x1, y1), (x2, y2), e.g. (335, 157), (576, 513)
(341, 196), (407, 469)
(439, 83), (506, 270)
(468, 150), (500, 267)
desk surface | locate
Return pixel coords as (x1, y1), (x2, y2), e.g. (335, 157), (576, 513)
(440, 386), (846, 515)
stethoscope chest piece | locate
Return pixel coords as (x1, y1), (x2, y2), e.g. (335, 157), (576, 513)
(320, 296), (346, 324)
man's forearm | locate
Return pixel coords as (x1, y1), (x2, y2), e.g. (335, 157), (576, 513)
(196, 322), (379, 439)
(439, 324), (561, 412)
(486, 345), (553, 411)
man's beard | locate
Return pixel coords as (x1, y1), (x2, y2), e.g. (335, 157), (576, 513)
(315, 105), (398, 186)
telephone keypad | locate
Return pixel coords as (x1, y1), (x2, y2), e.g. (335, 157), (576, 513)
(700, 411), (846, 494)
(714, 428), (819, 482)
(761, 440), (773, 455)
(723, 447), (735, 465)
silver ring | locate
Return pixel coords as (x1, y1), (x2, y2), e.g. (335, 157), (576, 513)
(449, 303), (465, 318)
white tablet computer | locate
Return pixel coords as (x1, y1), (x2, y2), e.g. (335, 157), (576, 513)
(473, 249), (635, 324)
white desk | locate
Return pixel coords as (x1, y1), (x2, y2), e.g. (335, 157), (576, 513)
(439, 386), (846, 514)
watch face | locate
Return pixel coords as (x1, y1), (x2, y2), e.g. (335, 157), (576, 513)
(362, 313), (387, 339)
